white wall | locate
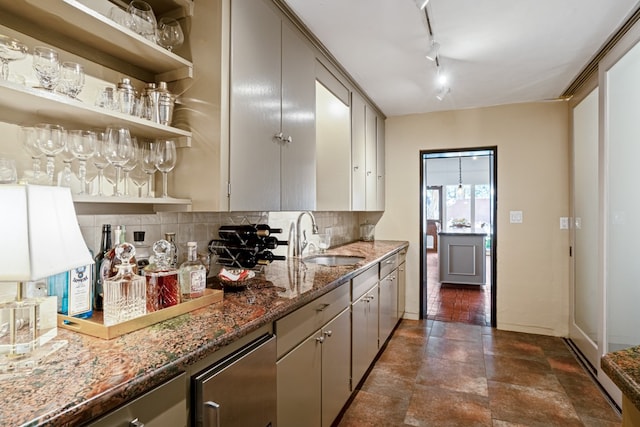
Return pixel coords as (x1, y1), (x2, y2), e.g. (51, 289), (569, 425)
(376, 101), (571, 337)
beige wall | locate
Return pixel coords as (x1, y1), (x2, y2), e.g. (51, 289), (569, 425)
(376, 101), (571, 337)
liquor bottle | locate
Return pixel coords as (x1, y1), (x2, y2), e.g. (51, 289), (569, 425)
(93, 224), (112, 310)
(48, 259), (94, 319)
(103, 242), (147, 326)
(165, 232), (178, 268)
(109, 226), (138, 276)
(143, 239), (180, 311)
(178, 242), (206, 300)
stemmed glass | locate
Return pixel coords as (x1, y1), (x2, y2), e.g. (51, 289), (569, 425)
(127, 0), (157, 42)
(157, 17), (184, 52)
(59, 61), (85, 99)
(58, 143), (75, 188)
(92, 130), (110, 196)
(140, 139), (156, 197)
(130, 161), (148, 198)
(35, 123), (66, 185)
(68, 130), (96, 195)
(154, 138), (176, 198)
(0, 35), (28, 81)
(19, 126), (44, 183)
(122, 137), (140, 197)
(32, 46), (60, 91)
(104, 126), (133, 197)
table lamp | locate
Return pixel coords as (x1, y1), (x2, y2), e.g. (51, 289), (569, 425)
(0, 184), (92, 373)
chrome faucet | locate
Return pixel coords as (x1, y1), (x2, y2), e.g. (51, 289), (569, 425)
(293, 211), (319, 257)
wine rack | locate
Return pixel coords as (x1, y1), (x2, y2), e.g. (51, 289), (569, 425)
(208, 224), (287, 270)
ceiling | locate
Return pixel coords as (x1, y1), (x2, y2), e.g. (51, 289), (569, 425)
(283, 0), (640, 117)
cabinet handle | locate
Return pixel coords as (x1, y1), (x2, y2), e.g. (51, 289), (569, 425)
(316, 336), (325, 343)
(324, 330), (333, 337)
(283, 135), (292, 144)
(274, 132), (283, 141)
(129, 419), (145, 427)
(353, 166), (359, 171)
(204, 401), (221, 427)
(316, 303), (330, 312)
(367, 171), (372, 176)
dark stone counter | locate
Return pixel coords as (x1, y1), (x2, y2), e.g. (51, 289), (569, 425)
(0, 240), (407, 426)
(602, 346), (640, 411)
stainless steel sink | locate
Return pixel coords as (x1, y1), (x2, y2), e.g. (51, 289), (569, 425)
(303, 255), (365, 266)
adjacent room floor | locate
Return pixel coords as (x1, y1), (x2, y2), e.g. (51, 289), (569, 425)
(338, 320), (621, 426)
(427, 252), (491, 327)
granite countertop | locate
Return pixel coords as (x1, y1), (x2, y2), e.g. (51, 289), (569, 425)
(0, 240), (408, 427)
(602, 346), (640, 411)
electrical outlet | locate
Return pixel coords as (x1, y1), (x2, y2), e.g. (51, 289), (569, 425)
(560, 217), (569, 229)
(509, 211), (523, 224)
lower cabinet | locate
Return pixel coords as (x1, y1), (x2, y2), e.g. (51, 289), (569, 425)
(351, 283), (379, 387)
(379, 270), (398, 345)
(87, 373), (187, 427)
(398, 259), (406, 318)
(277, 308), (351, 427)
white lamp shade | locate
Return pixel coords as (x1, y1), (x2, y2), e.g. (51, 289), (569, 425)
(0, 184), (92, 281)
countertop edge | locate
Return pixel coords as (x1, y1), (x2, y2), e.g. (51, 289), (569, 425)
(602, 347), (640, 411)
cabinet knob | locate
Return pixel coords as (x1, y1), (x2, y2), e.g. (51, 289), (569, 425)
(204, 401), (221, 427)
(283, 135), (292, 144)
(129, 419), (145, 427)
(316, 336), (325, 343)
(274, 132), (283, 141)
(324, 330), (333, 337)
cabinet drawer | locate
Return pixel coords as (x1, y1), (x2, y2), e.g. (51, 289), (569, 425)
(352, 265), (378, 301)
(276, 284), (350, 359)
(380, 253), (399, 279)
(88, 373), (187, 427)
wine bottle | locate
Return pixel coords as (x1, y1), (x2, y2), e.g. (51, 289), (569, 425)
(215, 249), (258, 269)
(93, 224), (112, 310)
(218, 224), (283, 242)
(256, 250), (286, 265)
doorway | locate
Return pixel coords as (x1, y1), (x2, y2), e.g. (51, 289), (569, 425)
(419, 148), (497, 327)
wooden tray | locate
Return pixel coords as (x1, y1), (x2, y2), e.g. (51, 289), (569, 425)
(57, 289), (223, 339)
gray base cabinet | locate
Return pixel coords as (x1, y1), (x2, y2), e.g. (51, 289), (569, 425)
(351, 283), (379, 387)
(379, 271), (398, 344)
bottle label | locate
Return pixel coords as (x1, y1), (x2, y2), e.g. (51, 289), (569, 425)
(69, 265), (92, 316)
(189, 269), (206, 296)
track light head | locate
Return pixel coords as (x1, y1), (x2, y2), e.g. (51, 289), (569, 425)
(425, 40), (440, 61)
(416, 0), (430, 9)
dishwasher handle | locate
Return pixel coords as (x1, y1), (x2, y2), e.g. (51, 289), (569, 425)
(204, 401), (221, 427)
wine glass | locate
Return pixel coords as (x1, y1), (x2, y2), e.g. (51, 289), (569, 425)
(35, 123), (66, 185)
(68, 130), (96, 195)
(104, 126), (133, 197)
(0, 35), (28, 81)
(92, 130), (110, 196)
(122, 137), (140, 196)
(58, 143), (75, 188)
(83, 160), (98, 195)
(127, 0), (157, 42)
(32, 46), (60, 91)
(157, 17), (184, 52)
(140, 139), (156, 197)
(130, 163), (148, 198)
(154, 138), (176, 198)
(19, 126), (44, 183)
(58, 61), (85, 99)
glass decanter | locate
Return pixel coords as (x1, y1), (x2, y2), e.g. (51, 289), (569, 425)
(143, 239), (180, 311)
(103, 242), (146, 326)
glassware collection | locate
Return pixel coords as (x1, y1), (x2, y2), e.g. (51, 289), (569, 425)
(209, 224), (287, 270)
(3, 122), (179, 198)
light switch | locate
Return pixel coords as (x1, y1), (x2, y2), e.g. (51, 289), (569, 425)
(560, 217), (569, 229)
(509, 211), (523, 224)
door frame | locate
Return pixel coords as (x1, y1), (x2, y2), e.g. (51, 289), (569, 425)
(419, 146), (498, 328)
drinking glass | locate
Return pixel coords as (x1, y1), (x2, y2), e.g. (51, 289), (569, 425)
(83, 160), (98, 195)
(68, 130), (96, 195)
(19, 126), (44, 183)
(157, 17), (184, 52)
(130, 164), (148, 198)
(103, 165), (117, 195)
(140, 139), (156, 197)
(154, 138), (176, 198)
(127, 0), (157, 42)
(35, 123), (66, 185)
(104, 126), (133, 197)
(92, 130), (110, 196)
(0, 158), (17, 184)
(58, 143), (75, 188)
(59, 61), (85, 99)
(318, 233), (331, 253)
(0, 35), (28, 81)
(32, 46), (60, 91)
(122, 137), (140, 196)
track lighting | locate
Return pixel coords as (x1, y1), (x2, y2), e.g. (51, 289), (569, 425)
(435, 66), (450, 100)
(416, 0), (430, 9)
(425, 40), (440, 61)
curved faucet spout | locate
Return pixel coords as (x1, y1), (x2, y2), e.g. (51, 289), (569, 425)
(294, 211), (319, 257)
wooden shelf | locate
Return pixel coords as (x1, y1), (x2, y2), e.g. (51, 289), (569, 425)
(0, 0), (193, 81)
(0, 80), (191, 145)
(73, 194), (192, 213)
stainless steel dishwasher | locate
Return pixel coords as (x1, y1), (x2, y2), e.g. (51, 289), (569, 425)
(192, 333), (276, 427)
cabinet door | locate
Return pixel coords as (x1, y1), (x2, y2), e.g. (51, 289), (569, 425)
(365, 104), (378, 210)
(351, 93), (366, 210)
(230, 0), (282, 211)
(398, 261), (406, 318)
(277, 332), (322, 427)
(281, 22), (317, 211)
(379, 271), (398, 344)
(376, 114), (385, 210)
(351, 285), (379, 387)
(366, 284), (380, 360)
(321, 309), (351, 427)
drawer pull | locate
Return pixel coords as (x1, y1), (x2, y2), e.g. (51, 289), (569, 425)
(204, 401), (221, 427)
(316, 303), (330, 312)
(316, 336), (325, 343)
(129, 419), (145, 427)
(324, 330), (333, 337)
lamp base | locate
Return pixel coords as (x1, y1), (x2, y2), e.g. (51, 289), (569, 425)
(0, 339), (68, 375)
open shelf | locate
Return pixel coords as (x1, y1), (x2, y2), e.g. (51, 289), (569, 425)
(73, 194), (192, 214)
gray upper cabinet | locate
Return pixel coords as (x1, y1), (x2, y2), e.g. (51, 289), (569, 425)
(351, 92), (367, 211)
(229, 0), (315, 211)
(376, 114), (385, 211)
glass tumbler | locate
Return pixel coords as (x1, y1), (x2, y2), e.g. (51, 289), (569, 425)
(32, 46), (60, 90)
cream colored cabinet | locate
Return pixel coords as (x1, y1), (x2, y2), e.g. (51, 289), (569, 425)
(276, 284), (350, 426)
(376, 115), (386, 211)
(87, 373), (187, 427)
(229, 0), (315, 211)
(351, 283), (379, 387)
(398, 252), (407, 319)
(351, 92), (367, 210)
(379, 270), (398, 345)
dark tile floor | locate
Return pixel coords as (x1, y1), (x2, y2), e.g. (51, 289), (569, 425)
(338, 320), (621, 426)
(427, 252), (491, 326)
